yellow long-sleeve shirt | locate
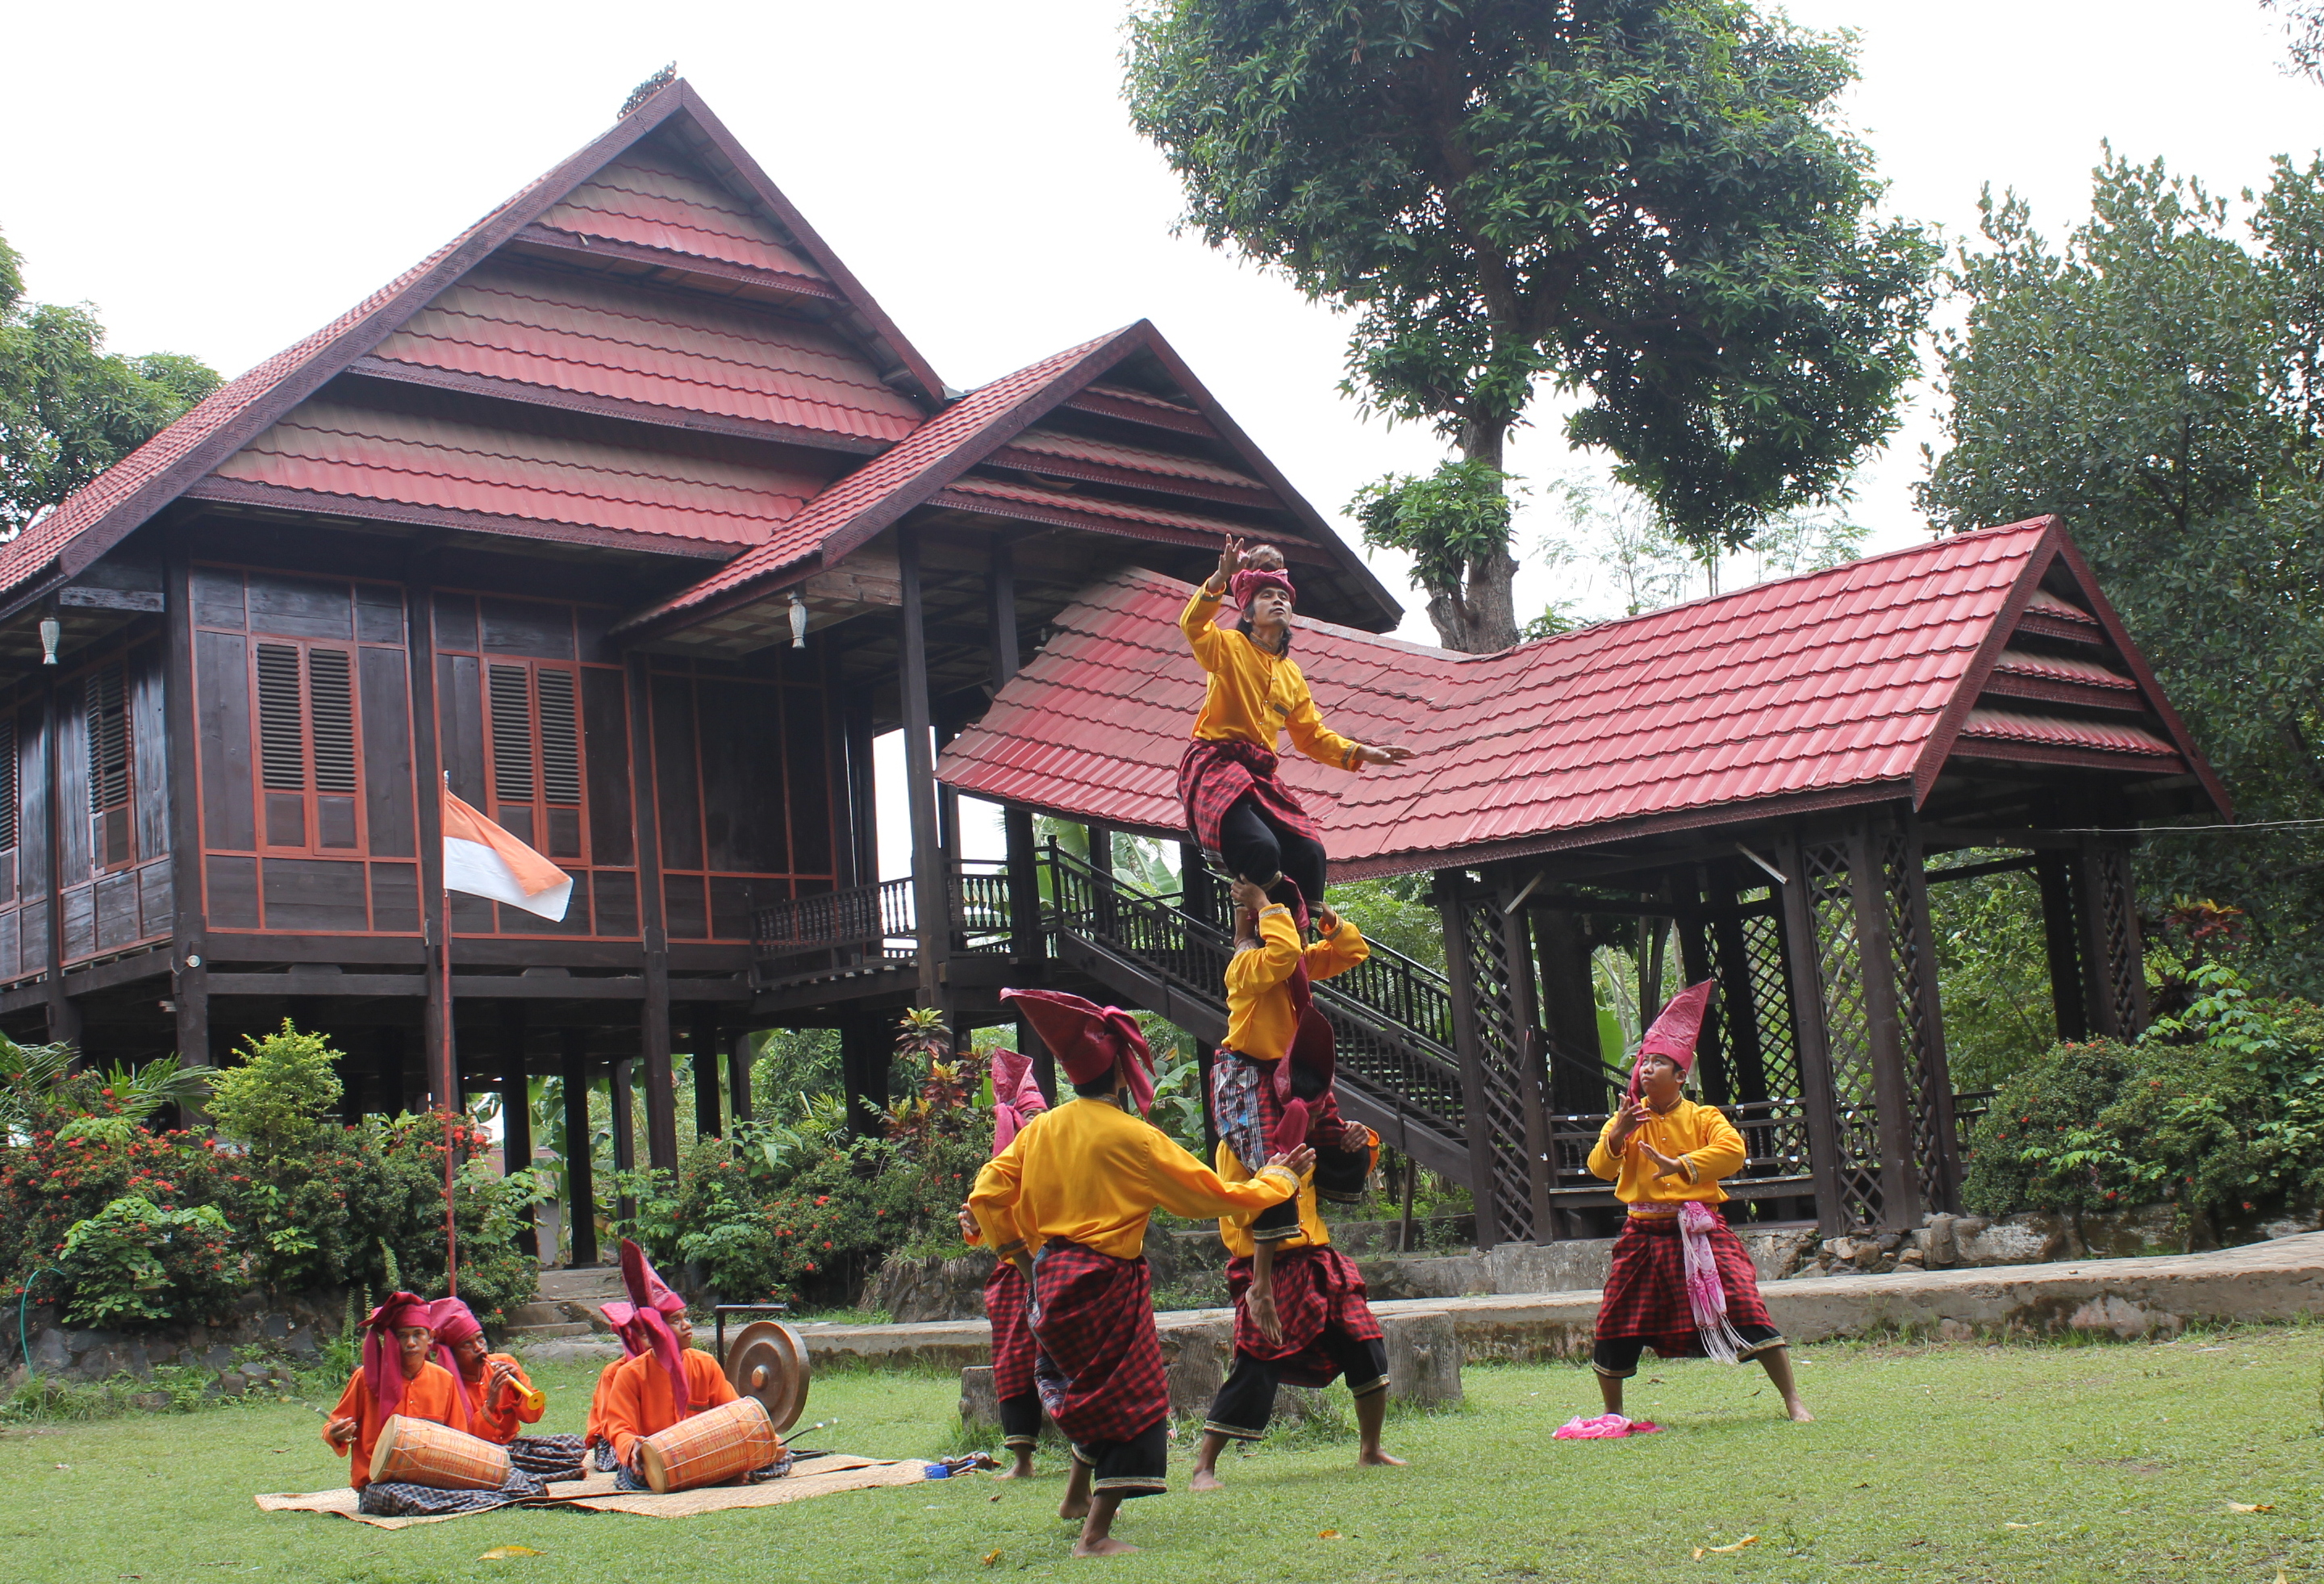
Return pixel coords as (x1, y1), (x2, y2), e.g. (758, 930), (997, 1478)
(1225, 905), (1368, 1060)
(1585, 1098), (1747, 1207)
(969, 1094), (1298, 1261)
(1181, 587), (1364, 769)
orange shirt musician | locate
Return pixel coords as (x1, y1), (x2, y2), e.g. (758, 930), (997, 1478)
(1179, 536), (1412, 917)
(598, 1240), (778, 1490)
(428, 1296), (583, 1481)
(320, 1291), (459, 1489)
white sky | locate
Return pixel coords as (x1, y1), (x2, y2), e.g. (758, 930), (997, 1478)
(6, 1), (2319, 878)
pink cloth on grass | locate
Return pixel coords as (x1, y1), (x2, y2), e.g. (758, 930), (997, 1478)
(1553, 1413), (1660, 1439)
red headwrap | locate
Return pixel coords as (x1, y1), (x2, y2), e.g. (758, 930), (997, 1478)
(618, 1239), (692, 1423)
(1002, 989), (1154, 1115)
(426, 1296), (484, 1430)
(360, 1290), (432, 1421)
(988, 1047), (1049, 1154)
(599, 1300), (642, 1357)
(1626, 980), (1716, 1101)
(1228, 565), (1296, 611)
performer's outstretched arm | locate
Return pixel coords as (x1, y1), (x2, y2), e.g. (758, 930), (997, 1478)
(1145, 1131), (1311, 1221)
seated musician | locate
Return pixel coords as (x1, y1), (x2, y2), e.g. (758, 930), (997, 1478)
(428, 1296), (583, 1480)
(584, 1299), (645, 1472)
(599, 1240), (774, 1489)
(319, 1292), (459, 1489)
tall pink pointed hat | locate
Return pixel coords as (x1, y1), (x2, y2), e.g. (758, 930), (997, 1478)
(1003, 988), (1154, 1116)
(618, 1238), (691, 1419)
(1626, 980), (1715, 1100)
(988, 1047), (1049, 1153)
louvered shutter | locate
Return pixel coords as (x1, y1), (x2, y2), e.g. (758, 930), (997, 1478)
(537, 668), (582, 859)
(257, 642), (361, 849)
(86, 663), (131, 867)
(485, 663), (585, 861)
(0, 716), (15, 855)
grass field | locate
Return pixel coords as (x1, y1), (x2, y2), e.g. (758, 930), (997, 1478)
(3, 1326), (2321, 1583)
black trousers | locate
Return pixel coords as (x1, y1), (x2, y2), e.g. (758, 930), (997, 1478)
(1216, 794), (1328, 911)
(1203, 1331), (1388, 1440)
(999, 1389), (1043, 1450)
(1070, 1417), (1169, 1497)
(1591, 1323), (1785, 1378)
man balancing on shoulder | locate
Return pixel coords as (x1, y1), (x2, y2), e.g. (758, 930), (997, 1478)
(427, 1296), (585, 1481)
(1179, 536), (1412, 913)
(1584, 981), (1813, 1425)
(599, 1240), (781, 1489)
(1189, 875), (1404, 1488)
(970, 987), (1312, 1557)
(956, 1044), (1049, 1480)
(322, 1292), (459, 1490)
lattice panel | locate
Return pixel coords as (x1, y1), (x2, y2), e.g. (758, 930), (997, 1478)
(1460, 894), (1538, 1244)
(1739, 907), (1801, 1099)
(1882, 830), (1951, 1211)
(2092, 847), (2144, 1036)
(1803, 840), (1883, 1227)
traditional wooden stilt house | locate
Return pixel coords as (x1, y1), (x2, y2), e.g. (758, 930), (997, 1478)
(0, 81), (1402, 1252)
(938, 520), (2231, 1239)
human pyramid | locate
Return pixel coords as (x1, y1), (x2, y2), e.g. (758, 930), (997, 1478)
(311, 536), (1811, 1547)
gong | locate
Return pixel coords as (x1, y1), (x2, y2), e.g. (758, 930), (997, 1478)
(724, 1319), (811, 1435)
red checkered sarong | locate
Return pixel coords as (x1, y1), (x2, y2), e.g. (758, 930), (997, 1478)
(1226, 1247), (1383, 1386)
(984, 1260), (1037, 1402)
(1030, 1241), (1167, 1446)
(1592, 1210), (1773, 1357)
(1179, 737), (1321, 856)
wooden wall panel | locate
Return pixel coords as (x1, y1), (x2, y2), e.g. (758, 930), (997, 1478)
(191, 565), (245, 629)
(581, 669), (632, 867)
(56, 682), (90, 885)
(261, 858), (369, 931)
(195, 631), (254, 851)
(437, 654), (485, 805)
(593, 869), (637, 937)
(784, 689), (832, 877)
(61, 885), (94, 959)
(651, 676), (703, 872)
(708, 876), (753, 941)
(0, 910), (19, 981)
(11, 902), (39, 977)
(356, 582), (404, 644)
(697, 679), (786, 873)
(206, 856), (258, 928)
(481, 597), (575, 660)
(16, 701), (44, 896)
(369, 861), (419, 932)
(359, 648), (415, 857)
(432, 592), (478, 653)
(130, 640), (169, 864)
(94, 871), (138, 951)
(139, 857), (172, 939)
(663, 873), (707, 940)
(246, 571), (352, 640)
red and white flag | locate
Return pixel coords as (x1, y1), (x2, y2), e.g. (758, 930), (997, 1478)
(441, 788), (572, 922)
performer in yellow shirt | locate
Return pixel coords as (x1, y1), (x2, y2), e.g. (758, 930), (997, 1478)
(972, 986), (1309, 1557)
(1178, 536), (1411, 913)
(1585, 982), (1812, 1423)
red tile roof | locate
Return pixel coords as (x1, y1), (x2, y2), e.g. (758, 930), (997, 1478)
(937, 475), (1269, 539)
(536, 147), (830, 286)
(999, 427), (1264, 489)
(613, 326), (1145, 636)
(371, 263), (921, 443)
(204, 398), (823, 548)
(937, 519), (2222, 877)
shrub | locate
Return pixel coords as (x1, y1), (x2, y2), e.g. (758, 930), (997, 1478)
(207, 1022), (342, 1152)
(56, 1194), (238, 1327)
(1962, 1040), (2134, 1218)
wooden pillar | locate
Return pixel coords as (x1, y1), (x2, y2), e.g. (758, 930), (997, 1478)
(1436, 875), (1502, 1250)
(561, 1029), (597, 1266)
(1529, 907), (1601, 1114)
(1675, 887), (1726, 1104)
(407, 563), (452, 1110)
(2034, 849), (2088, 1043)
(40, 657), (77, 1052)
(845, 698), (878, 891)
(624, 654), (678, 1173)
(1710, 906), (1769, 1103)
(2076, 839), (2149, 1039)
(1896, 821), (1963, 1212)
(993, 546), (1043, 994)
(500, 1002), (535, 1257)
(1772, 831), (1848, 1235)
(610, 1055), (637, 1228)
(727, 1029), (754, 1126)
(1846, 822), (1921, 1227)
(161, 531), (209, 1083)
(691, 1009), (722, 1139)
(896, 527), (949, 1011)
(1495, 879), (1554, 1241)
(841, 1011), (891, 1136)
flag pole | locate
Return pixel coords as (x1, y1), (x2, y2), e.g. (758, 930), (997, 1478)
(440, 773), (458, 1297)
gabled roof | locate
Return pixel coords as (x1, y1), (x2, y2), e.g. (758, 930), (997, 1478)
(614, 319), (1404, 642)
(936, 517), (2229, 878)
(0, 80), (938, 617)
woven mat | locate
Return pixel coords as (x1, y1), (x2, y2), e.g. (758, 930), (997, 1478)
(254, 1455), (920, 1528)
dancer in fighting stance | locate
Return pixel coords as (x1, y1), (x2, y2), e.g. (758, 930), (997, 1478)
(958, 1044), (1050, 1478)
(1586, 982), (1813, 1424)
(970, 987), (1310, 1557)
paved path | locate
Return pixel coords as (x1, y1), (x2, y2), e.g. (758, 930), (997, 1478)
(518, 1232), (2324, 1370)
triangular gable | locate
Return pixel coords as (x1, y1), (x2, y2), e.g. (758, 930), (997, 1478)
(615, 319), (1404, 643)
(0, 79), (937, 619)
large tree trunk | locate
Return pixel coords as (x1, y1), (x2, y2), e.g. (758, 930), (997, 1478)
(1421, 421), (1521, 654)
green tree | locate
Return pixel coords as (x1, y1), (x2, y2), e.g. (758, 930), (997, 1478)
(1917, 152), (2324, 996)
(1128, 0), (1934, 651)
(208, 1020), (344, 1153)
(0, 228), (220, 533)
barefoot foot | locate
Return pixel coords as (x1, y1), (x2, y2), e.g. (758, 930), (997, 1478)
(1785, 1402), (1816, 1423)
(1357, 1449), (1408, 1467)
(1189, 1468), (1225, 1492)
(1058, 1496), (1090, 1520)
(1073, 1536), (1140, 1557)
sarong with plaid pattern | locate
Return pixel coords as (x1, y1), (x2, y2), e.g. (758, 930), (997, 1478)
(1179, 738), (1321, 858)
(1225, 1246), (1383, 1387)
(1593, 1209), (1774, 1357)
(505, 1432), (586, 1481)
(1030, 1240), (1167, 1446)
(356, 1465), (545, 1518)
(985, 1259), (1038, 1402)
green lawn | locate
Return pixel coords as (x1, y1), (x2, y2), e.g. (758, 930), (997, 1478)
(4, 1328), (2322, 1583)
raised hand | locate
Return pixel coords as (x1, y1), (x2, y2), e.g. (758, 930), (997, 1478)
(1211, 536), (1248, 590)
(325, 1415), (358, 1449)
(1263, 1143), (1316, 1178)
(1642, 1143), (1688, 1180)
(1356, 744), (1417, 765)
(1608, 1094), (1651, 1150)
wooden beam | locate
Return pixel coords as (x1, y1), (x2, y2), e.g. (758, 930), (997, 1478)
(727, 1028), (754, 1125)
(561, 1028), (596, 1265)
(502, 1001), (536, 1258)
(1772, 831), (1848, 1236)
(161, 531), (209, 1079)
(1436, 877), (1502, 1250)
(1846, 821), (1921, 1228)
(2034, 849), (2088, 1042)
(408, 554), (451, 1108)
(896, 527), (949, 1012)
(625, 654), (678, 1173)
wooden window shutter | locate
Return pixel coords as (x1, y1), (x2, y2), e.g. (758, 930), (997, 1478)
(86, 662), (131, 868)
(490, 665), (536, 804)
(538, 669), (580, 806)
(308, 649), (357, 794)
(0, 715), (15, 853)
(257, 643), (307, 791)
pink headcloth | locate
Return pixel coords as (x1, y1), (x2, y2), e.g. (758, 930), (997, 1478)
(359, 1290), (432, 1422)
(599, 1300), (642, 1357)
(1228, 565), (1296, 611)
(1626, 980), (1716, 1101)
(1002, 989), (1155, 1117)
(988, 1047), (1049, 1154)
(618, 1239), (691, 1420)
(426, 1297), (484, 1430)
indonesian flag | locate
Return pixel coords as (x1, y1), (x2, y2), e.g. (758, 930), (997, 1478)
(441, 788), (572, 922)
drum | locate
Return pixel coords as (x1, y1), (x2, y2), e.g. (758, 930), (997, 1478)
(724, 1319), (812, 1435)
(636, 1395), (779, 1494)
(369, 1414), (511, 1490)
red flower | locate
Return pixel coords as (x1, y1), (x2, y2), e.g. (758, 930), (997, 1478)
(822, 1240), (832, 1250)
(815, 1196), (828, 1206)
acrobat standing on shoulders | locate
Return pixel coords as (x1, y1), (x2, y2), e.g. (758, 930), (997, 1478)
(1179, 536), (1412, 917)
(1585, 982), (1813, 1424)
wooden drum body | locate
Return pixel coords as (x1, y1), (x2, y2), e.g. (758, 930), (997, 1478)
(369, 1414), (511, 1490)
(636, 1395), (778, 1494)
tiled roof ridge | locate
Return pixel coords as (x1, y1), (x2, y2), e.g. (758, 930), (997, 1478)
(259, 399), (809, 485)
